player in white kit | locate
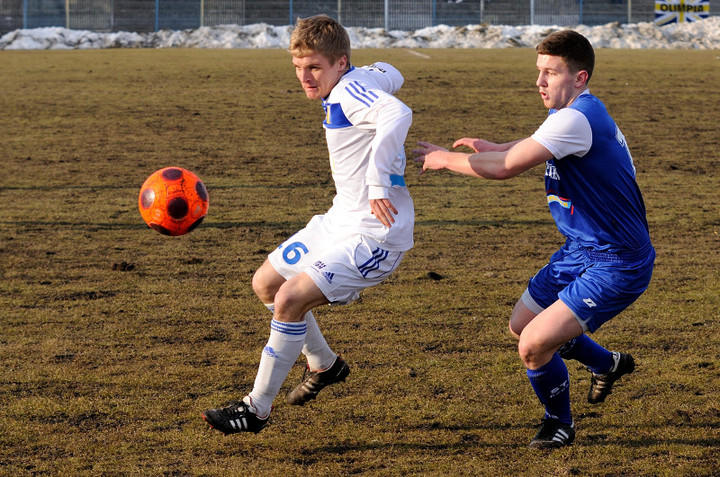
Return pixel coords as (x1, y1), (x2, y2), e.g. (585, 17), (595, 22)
(203, 14), (414, 435)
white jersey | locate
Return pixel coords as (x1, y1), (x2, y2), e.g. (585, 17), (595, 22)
(320, 62), (414, 251)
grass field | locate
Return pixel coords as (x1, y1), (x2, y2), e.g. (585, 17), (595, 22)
(1, 47), (719, 476)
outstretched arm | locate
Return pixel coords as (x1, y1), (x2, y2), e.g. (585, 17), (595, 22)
(413, 137), (553, 180)
(452, 137), (523, 153)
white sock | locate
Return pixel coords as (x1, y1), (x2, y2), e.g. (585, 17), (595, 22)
(302, 311), (337, 371)
(264, 305), (335, 371)
(248, 319), (306, 417)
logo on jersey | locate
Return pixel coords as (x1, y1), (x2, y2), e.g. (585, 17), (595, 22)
(323, 101), (352, 129)
(368, 63), (387, 73)
(322, 272), (335, 284)
(583, 298), (597, 308)
(545, 162), (560, 180)
(615, 125), (637, 175)
(547, 194), (573, 214)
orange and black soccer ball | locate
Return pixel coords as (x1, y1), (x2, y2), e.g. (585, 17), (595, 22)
(138, 167), (209, 236)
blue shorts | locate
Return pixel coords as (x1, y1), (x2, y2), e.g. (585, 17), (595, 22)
(523, 240), (655, 333)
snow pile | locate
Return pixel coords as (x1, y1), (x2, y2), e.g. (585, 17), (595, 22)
(1, 16), (719, 50)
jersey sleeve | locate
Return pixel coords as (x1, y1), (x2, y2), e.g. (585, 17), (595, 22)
(360, 62), (404, 94)
(531, 108), (593, 160)
(365, 99), (412, 199)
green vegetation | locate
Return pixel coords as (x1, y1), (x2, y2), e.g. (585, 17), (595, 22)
(1, 47), (718, 476)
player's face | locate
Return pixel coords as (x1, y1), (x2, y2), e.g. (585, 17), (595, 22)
(536, 54), (587, 110)
(293, 52), (348, 100)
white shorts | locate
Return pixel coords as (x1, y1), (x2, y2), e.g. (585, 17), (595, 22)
(268, 215), (405, 305)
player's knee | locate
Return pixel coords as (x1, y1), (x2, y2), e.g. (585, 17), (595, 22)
(518, 334), (559, 369)
(251, 271), (268, 299)
(252, 273), (273, 304)
(271, 285), (305, 323)
(517, 336), (542, 367)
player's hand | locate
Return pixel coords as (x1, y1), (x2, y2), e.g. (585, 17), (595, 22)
(370, 198), (398, 227)
(453, 137), (497, 153)
(413, 141), (449, 175)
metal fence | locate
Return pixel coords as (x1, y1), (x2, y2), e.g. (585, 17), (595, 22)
(1, 0), (716, 34)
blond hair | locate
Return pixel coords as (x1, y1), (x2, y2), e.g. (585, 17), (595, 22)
(289, 14), (351, 66)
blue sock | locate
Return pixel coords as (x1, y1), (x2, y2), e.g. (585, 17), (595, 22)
(557, 334), (614, 375)
(526, 353), (572, 425)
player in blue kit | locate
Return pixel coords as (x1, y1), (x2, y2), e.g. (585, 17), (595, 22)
(414, 30), (654, 449)
(203, 14), (414, 435)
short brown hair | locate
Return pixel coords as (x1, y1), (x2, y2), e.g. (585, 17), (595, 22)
(536, 30), (595, 82)
(289, 14), (351, 66)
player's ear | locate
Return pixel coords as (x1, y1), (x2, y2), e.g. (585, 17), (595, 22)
(336, 55), (348, 71)
(576, 70), (589, 87)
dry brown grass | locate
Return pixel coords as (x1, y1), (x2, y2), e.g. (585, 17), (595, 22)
(0, 47), (718, 476)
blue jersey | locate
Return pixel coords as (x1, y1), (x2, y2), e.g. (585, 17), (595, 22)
(533, 93), (651, 252)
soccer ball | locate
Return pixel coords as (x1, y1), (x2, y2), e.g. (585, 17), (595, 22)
(138, 167), (209, 236)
